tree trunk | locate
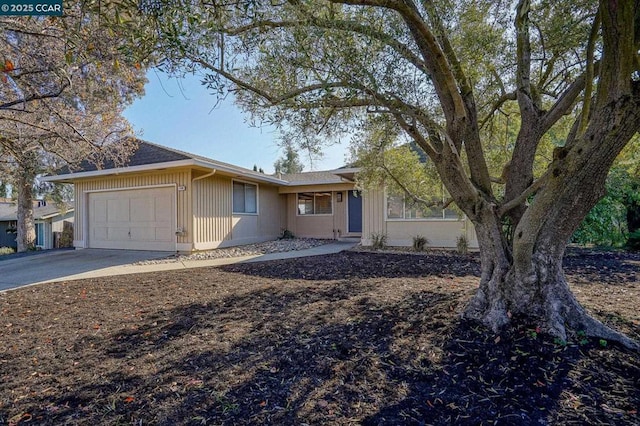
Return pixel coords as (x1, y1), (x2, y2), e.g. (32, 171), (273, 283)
(16, 165), (36, 253)
(465, 214), (639, 350)
(464, 97), (640, 350)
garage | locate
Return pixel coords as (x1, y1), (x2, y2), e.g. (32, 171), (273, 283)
(88, 187), (176, 251)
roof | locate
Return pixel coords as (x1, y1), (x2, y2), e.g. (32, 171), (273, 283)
(44, 140), (289, 186)
(69, 141), (191, 172)
(44, 140), (362, 187)
(0, 202), (73, 221)
(279, 170), (354, 185)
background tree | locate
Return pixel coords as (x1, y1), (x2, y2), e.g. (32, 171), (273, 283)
(274, 143), (305, 175)
(116, 0), (639, 347)
(0, 4), (147, 251)
(572, 136), (640, 247)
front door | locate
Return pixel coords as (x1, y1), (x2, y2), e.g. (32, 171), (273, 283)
(348, 190), (363, 233)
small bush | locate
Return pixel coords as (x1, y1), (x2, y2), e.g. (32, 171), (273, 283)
(59, 221), (74, 248)
(626, 230), (640, 251)
(456, 234), (469, 254)
(370, 232), (387, 250)
(413, 235), (428, 251)
(280, 229), (295, 240)
(0, 247), (15, 256)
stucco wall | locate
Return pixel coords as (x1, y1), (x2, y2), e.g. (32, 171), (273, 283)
(285, 191), (348, 239)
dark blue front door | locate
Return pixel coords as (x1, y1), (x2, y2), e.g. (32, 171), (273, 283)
(348, 190), (363, 233)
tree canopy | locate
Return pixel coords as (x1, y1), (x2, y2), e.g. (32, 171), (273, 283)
(0, 3), (147, 250)
(274, 143), (305, 174)
(110, 0), (640, 347)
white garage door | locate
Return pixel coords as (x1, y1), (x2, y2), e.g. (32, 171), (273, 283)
(88, 187), (175, 251)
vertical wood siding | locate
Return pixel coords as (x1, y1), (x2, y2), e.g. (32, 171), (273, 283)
(362, 188), (385, 242)
(74, 170), (192, 246)
(192, 175), (232, 245)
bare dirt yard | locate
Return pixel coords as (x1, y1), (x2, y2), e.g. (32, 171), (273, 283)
(0, 248), (639, 425)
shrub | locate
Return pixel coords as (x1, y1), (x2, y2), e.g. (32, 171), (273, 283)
(0, 247), (15, 256)
(456, 234), (469, 254)
(413, 235), (428, 251)
(626, 230), (640, 251)
(58, 221), (74, 248)
(280, 229), (295, 240)
(370, 232), (387, 250)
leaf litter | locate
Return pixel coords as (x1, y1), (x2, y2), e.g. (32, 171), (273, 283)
(0, 248), (638, 425)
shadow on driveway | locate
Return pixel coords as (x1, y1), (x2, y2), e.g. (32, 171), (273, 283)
(0, 249), (170, 291)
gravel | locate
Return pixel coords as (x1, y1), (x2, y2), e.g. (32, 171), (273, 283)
(135, 238), (333, 264)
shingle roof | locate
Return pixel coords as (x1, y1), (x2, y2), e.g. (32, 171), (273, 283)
(61, 140), (192, 173)
(50, 140), (288, 185)
(0, 202), (73, 221)
(48, 140), (360, 187)
(279, 171), (348, 184)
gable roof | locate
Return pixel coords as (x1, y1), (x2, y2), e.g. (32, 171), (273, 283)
(0, 202), (73, 222)
(43, 139), (362, 187)
(71, 141), (192, 172)
(44, 140), (289, 186)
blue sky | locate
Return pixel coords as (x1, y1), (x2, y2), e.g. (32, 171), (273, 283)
(123, 71), (348, 174)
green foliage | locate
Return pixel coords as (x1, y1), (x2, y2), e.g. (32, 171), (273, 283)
(412, 235), (428, 252)
(274, 144), (305, 174)
(370, 232), (387, 250)
(456, 234), (469, 255)
(0, 247), (15, 256)
(572, 165), (640, 247)
(626, 230), (640, 251)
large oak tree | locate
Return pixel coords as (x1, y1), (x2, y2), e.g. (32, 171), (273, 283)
(117, 0), (639, 347)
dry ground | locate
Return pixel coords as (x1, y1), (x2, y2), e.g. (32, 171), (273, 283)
(0, 249), (639, 425)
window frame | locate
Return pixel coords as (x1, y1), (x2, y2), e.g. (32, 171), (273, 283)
(232, 180), (259, 215)
(35, 222), (45, 248)
(296, 191), (334, 216)
(385, 188), (462, 221)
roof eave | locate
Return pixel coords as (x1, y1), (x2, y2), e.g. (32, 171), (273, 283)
(192, 159), (288, 185)
(41, 159), (198, 183)
(41, 158), (289, 186)
(37, 209), (74, 220)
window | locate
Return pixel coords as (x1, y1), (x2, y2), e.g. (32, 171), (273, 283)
(233, 181), (258, 214)
(386, 190), (460, 220)
(298, 192), (333, 215)
(35, 223), (45, 247)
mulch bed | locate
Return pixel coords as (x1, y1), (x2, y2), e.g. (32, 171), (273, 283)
(0, 249), (639, 425)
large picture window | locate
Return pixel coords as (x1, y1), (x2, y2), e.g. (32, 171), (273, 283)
(387, 191), (459, 220)
(297, 192), (332, 215)
(233, 181), (258, 214)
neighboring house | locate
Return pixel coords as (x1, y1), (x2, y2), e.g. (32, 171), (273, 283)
(43, 140), (478, 252)
(0, 200), (74, 250)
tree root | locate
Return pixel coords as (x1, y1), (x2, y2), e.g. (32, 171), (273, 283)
(464, 282), (639, 352)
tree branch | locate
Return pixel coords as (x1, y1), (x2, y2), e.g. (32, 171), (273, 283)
(0, 81), (70, 110)
(480, 92), (517, 129)
(498, 170), (550, 217)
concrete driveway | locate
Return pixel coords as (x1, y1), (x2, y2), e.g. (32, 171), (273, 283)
(0, 249), (170, 291)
